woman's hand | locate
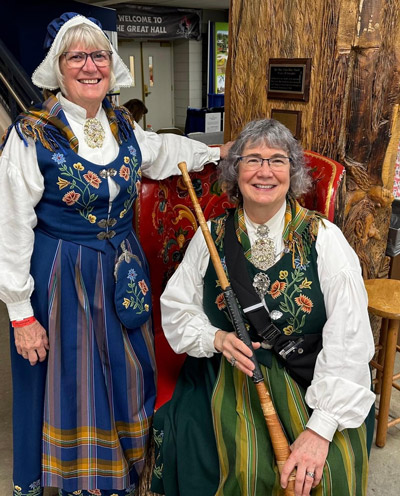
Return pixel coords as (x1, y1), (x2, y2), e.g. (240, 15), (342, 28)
(214, 330), (261, 377)
(280, 428), (329, 496)
(14, 320), (49, 366)
(219, 141), (234, 159)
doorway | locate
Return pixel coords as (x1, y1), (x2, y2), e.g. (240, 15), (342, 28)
(118, 40), (174, 131)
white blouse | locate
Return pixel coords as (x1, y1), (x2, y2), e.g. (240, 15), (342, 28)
(0, 94), (220, 321)
(160, 201), (376, 442)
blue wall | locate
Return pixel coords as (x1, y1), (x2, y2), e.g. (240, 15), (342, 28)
(1, 0), (116, 79)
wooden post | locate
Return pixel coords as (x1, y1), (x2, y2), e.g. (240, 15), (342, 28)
(226, 0), (400, 285)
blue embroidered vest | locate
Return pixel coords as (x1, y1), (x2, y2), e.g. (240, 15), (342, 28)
(33, 116), (142, 251)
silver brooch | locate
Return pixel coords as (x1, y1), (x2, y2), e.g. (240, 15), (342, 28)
(84, 118), (105, 149)
(253, 272), (270, 299)
(251, 224), (275, 271)
(270, 310), (283, 321)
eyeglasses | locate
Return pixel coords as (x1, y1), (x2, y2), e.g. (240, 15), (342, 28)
(62, 50), (112, 68)
(238, 155), (292, 171)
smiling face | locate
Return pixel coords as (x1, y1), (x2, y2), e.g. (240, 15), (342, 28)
(238, 142), (291, 223)
(59, 44), (111, 118)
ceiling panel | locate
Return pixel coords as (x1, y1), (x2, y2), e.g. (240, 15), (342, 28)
(83, 0), (229, 11)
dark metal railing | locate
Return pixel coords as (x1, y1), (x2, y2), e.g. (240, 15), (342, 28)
(0, 38), (42, 120)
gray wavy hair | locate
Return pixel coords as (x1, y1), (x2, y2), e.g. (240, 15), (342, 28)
(54, 24), (116, 95)
(218, 119), (312, 203)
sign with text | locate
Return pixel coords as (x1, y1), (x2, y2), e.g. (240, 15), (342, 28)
(267, 58), (311, 102)
(116, 4), (201, 40)
(205, 112), (221, 133)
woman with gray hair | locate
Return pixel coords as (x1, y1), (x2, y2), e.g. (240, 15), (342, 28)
(151, 118), (375, 495)
(0, 11), (231, 496)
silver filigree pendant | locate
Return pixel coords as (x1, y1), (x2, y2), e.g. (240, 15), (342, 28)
(251, 224), (276, 271)
(253, 272), (271, 299)
(84, 118), (105, 148)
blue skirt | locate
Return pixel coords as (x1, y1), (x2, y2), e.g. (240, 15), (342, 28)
(11, 229), (156, 495)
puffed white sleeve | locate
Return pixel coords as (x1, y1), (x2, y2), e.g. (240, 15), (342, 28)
(0, 128), (44, 320)
(133, 123), (221, 180)
(305, 220), (376, 441)
(160, 223), (220, 357)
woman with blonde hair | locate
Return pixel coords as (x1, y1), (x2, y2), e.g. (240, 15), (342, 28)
(0, 12), (230, 496)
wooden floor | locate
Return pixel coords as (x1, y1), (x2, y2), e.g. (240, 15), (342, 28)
(0, 300), (399, 495)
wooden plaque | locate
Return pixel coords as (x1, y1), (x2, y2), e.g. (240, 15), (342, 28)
(268, 58), (311, 102)
(271, 109), (302, 139)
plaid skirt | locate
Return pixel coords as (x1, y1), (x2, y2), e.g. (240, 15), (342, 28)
(11, 230), (156, 496)
(151, 354), (373, 496)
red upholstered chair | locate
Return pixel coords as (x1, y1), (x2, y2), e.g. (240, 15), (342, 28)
(134, 150), (345, 410)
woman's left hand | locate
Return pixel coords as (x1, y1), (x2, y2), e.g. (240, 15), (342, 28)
(280, 428), (329, 496)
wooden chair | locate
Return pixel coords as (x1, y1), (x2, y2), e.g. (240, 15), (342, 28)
(364, 278), (400, 447)
(134, 150), (345, 410)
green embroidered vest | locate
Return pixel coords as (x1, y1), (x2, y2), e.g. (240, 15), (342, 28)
(203, 212), (327, 370)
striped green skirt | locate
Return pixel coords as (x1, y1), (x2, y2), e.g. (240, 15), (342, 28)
(151, 355), (372, 496)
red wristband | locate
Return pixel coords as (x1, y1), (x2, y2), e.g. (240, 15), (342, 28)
(11, 316), (37, 328)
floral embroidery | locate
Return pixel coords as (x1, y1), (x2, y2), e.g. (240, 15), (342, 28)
(54, 153), (100, 222)
(83, 171), (102, 189)
(268, 267), (314, 335)
(57, 177), (70, 189)
(283, 325), (294, 335)
(215, 293), (226, 310)
(72, 492), (83, 495)
(52, 152), (66, 165)
(88, 490), (102, 495)
(152, 428), (164, 480)
(138, 279), (149, 295)
(299, 278), (312, 290)
(118, 150), (141, 218)
(62, 191), (81, 206)
(13, 479), (41, 495)
(119, 165), (130, 181)
(53, 145), (140, 225)
(125, 483), (136, 494)
(220, 256), (227, 272)
(295, 294), (313, 313)
(269, 281), (286, 299)
(128, 268), (137, 280)
(122, 266), (149, 315)
(294, 257), (310, 271)
(127, 146), (136, 156)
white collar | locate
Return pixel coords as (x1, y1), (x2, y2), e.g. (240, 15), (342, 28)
(58, 92), (103, 122)
(244, 201), (286, 240)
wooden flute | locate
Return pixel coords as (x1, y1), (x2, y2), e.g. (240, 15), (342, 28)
(178, 161), (296, 495)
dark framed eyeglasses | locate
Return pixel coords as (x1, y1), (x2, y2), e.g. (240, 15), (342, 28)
(62, 50), (112, 68)
(238, 155), (292, 171)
